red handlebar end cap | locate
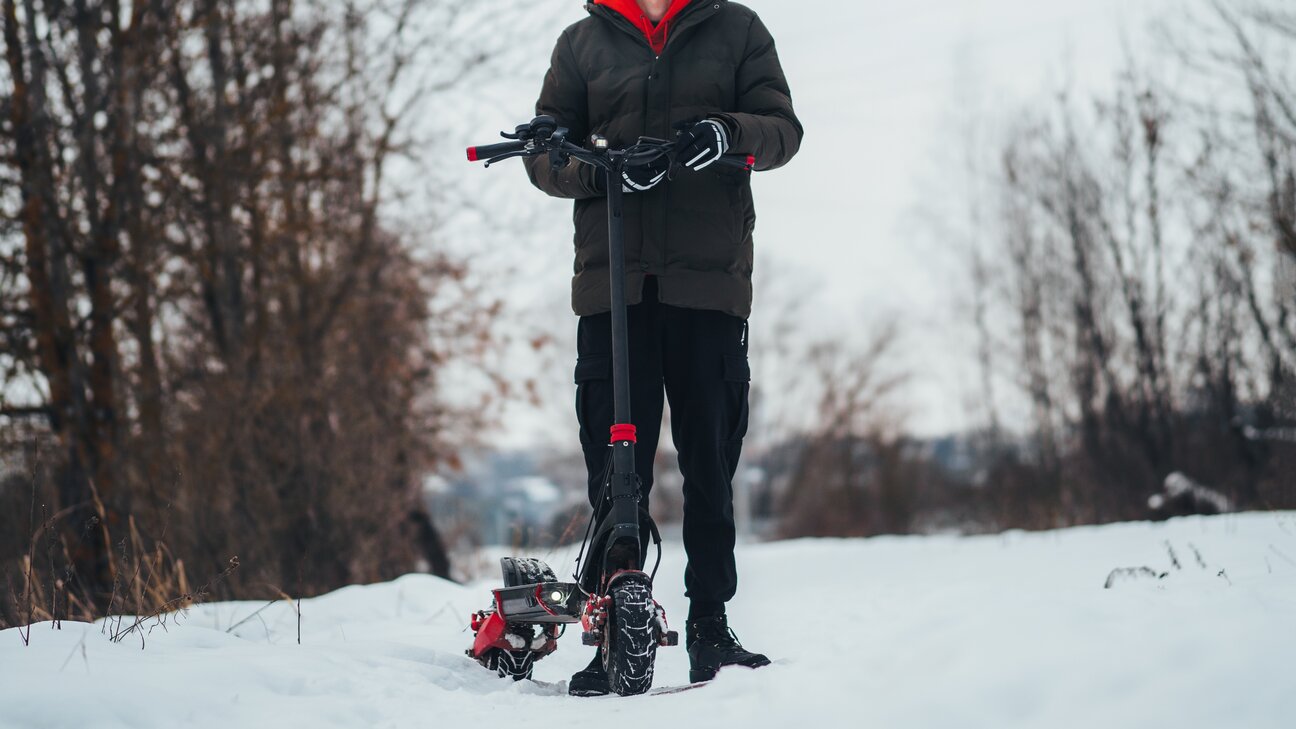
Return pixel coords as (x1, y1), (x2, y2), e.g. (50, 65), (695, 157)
(745, 155), (756, 170)
(466, 147), (479, 162)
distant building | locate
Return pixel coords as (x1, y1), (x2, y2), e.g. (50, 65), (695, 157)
(427, 450), (574, 548)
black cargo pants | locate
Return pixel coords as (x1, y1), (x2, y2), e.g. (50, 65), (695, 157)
(574, 277), (750, 620)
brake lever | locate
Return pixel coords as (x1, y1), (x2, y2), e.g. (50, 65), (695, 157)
(502, 115), (559, 142)
(500, 125), (529, 141)
(483, 149), (538, 168)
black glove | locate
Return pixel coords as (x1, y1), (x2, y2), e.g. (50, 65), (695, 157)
(621, 154), (670, 193)
(675, 118), (731, 171)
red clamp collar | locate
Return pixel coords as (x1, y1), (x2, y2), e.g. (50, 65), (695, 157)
(610, 424), (638, 444)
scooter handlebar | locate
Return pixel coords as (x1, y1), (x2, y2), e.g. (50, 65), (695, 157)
(466, 140), (529, 162)
(467, 132), (755, 173)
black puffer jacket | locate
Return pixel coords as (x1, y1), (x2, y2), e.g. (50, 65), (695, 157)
(526, 0), (803, 319)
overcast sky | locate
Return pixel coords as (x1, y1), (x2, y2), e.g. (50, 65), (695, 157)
(421, 0), (1173, 449)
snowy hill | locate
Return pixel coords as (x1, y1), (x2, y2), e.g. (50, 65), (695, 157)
(3, 512), (1294, 729)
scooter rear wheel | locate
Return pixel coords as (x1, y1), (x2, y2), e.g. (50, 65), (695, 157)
(483, 647), (536, 681)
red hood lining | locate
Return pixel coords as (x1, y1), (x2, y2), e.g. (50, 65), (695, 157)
(594, 0), (695, 54)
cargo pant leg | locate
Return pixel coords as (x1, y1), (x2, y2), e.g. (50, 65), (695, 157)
(662, 306), (750, 619)
(573, 287), (664, 588)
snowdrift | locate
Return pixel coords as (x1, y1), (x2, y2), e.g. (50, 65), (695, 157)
(3, 512), (1294, 729)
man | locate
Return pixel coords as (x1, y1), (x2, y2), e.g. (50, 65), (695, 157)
(526, 0), (802, 695)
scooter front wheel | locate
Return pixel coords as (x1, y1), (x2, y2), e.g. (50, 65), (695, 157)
(602, 578), (658, 696)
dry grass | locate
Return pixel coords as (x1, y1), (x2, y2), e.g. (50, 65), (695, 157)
(7, 496), (240, 645)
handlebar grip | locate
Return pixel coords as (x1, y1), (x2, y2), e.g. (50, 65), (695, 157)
(467, 140), (528, 162)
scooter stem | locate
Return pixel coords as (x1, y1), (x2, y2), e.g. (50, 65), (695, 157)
(607, 162), (632, 428)
(604, 158), (642, 566)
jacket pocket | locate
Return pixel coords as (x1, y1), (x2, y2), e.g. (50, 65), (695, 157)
(574, 355), (612, 446)
(712, 164), (751, 187)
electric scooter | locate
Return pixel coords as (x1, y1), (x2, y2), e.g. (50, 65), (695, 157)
(463, 116), (753, 696)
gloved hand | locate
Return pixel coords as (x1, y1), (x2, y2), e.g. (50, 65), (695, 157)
(621, 154), (670, 193)
(675, 118), (731, 171)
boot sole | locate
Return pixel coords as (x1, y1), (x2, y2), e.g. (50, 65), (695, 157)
(689, 668), (716, 684)
(689, 658), (771, 684)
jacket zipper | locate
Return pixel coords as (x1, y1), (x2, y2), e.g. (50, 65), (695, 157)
(587, 2), (724, 276)
(587, 1), (722, 56)
(660, 2), (722, 55)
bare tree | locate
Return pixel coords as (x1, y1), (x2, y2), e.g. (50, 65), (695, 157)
(1, 0), (507, 626)
(775, 323), (917, 537)
(953, 0), (1296, 530)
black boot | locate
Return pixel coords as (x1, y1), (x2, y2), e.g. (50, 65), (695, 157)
(686, 615), (771, 683)
(568, 650), (610, 697)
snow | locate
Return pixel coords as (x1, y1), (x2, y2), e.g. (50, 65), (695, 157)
(4, 512), (1295, 729)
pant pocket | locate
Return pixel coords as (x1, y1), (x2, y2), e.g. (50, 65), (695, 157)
(574, 355), (612, 446)
(722, 353), (751, 443)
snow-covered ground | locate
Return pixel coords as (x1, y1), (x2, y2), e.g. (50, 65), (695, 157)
(3, 512), (1294, 729)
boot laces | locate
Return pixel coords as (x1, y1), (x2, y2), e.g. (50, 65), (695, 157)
(694, 618), (743, 649)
